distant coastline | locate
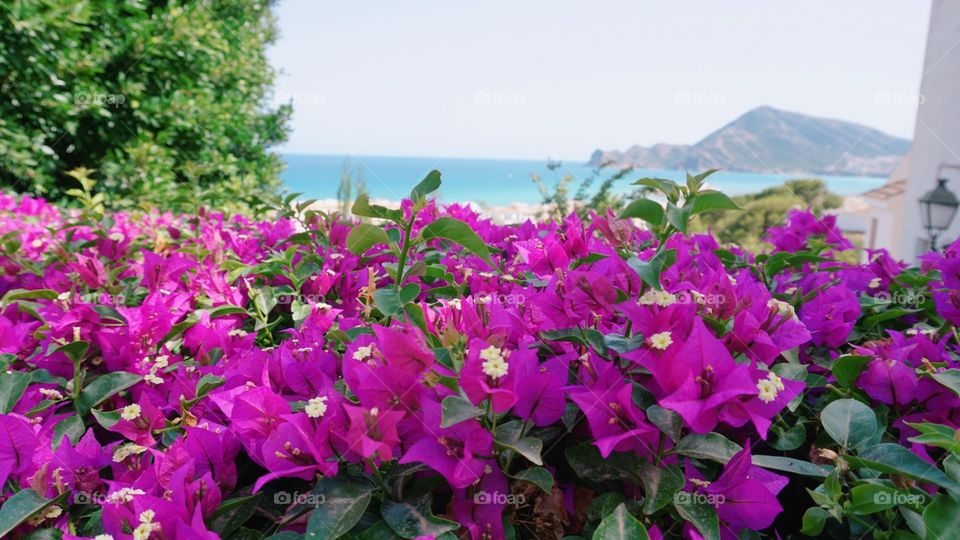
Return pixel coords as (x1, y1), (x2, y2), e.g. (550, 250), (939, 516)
(280, 153), (886, 207)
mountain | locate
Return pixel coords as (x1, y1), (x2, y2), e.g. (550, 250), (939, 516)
(588, 106), (910, 176)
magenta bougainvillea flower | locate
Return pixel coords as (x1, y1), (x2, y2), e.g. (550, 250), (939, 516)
(2, 183), (959, 540)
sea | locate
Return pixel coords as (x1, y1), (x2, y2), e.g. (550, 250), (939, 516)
(281, 154), (886, 206)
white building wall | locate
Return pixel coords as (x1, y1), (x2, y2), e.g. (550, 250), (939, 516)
(889, 0), (960, 259)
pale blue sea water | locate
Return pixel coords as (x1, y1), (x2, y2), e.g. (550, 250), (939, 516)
(281, 154), (886, 206)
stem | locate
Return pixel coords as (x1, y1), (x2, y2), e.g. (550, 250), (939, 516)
(72, 360), (83, 401)
(368, 457), (385, 489)
(394, 214), (417, 291)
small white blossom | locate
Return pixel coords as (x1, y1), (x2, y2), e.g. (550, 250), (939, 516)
(305, 396), (329, 418)
(352, 345), (374, 362)
(480, 346), (509, 379)
(120, 404), (141, 421)
(648, 331), (673, 350)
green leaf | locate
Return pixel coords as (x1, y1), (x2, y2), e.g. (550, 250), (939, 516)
(351, 194), (403, 222)
(906, 422), (960, 454)
(91, 408), (121, 429)
(923, 493), (960, 539)
(862, 307), (920, 330)
(0, 371), (31, 413)
(845, 444), (960, 493)
(440, 395), (484, 428)
(768, 423), (806, 451)
(665, 202), (690, 234)
(570, 253), (609, 270)
(346, 223), (391, 256)
(210, 495), (260, 537)
(604, 334), (646, 354)
(799, 507), (830, 536)
(356, 520), (399, 540)
(638, 463), (683, 514)
(374, 289), (403, 317)
(381, 494), (459, 538)
(849, 484), (922, 515)
(494, 420), (543, 465)
(420, 217), (494, 268)
(0, 489), (54, 538)
(0, 289), (59, 304)
(52, 415), (84, 449)
(75, 371), (141, 417)
(689, 190), (741, 215)
(628, 249), (676, 290)
(674, 432), (741, 463)
(632, 177), (680, 200)
(304, 476), (374, 540)
(195, 374), (225, 398)
(751, 455), (831, 478)
(209, 304), (248, 318)
(541, 328), (608, 356)
(51, 341), (89, 363)
(619, 199), (664, 227)
(820, 399), (877, 449)
(930, 369), (960, 398)
(410, 170), (442, 201)
(511, 466), (554, 494)
(645, 405), (682, 442)
(673, 498), (720, 540)
(832, 355), (871, 388)
(398, 283), (421, 304)
(592, 503), (649, 540)
(565, 444), (641, 482)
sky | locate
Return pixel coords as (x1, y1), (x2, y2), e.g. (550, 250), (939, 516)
(266, 1), (931, 161)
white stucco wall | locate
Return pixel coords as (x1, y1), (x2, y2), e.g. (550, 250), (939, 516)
(889, 0), (960, 260)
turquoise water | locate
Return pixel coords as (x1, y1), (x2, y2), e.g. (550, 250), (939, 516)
(281, 154), (886, 206)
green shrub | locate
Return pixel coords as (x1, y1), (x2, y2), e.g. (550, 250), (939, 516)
(0, 0), (290, 211)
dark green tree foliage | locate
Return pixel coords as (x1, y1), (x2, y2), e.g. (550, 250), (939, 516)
(696, 179), (843, 250)
(0, 0), (290, 210)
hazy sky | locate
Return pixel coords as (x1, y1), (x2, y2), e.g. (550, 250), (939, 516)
(267, 1), (931, 160)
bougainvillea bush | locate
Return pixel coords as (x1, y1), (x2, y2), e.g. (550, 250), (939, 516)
(2, 172), (960, 540)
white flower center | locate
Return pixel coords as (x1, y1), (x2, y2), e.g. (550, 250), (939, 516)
(648, 331), (673, 350)
(305, 396), (329, 418)
(756, 372), (785, 403)
(480, 346), (509, 379)
(120, 404), (141, 421)
(352, 345), (374, 362)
